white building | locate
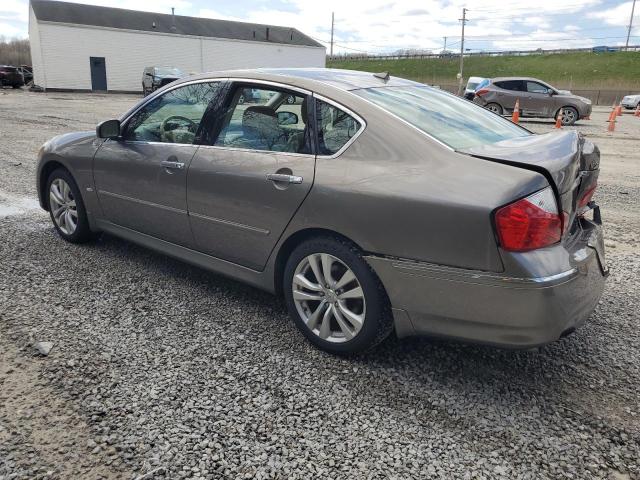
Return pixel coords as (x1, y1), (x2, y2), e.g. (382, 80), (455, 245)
(28, 0), (326, 92)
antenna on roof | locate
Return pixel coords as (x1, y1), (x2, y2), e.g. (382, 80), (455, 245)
(373, 71), (390, 82)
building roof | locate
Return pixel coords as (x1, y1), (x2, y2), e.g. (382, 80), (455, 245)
(30, 0), (324, 48)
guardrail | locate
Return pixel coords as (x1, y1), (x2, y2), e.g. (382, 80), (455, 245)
(328, 45), (640, 62)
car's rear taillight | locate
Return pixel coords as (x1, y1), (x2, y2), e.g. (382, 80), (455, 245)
(578, 182), (597, 209)
(475, 88), (489, 96)
(494, 187), (562, 252)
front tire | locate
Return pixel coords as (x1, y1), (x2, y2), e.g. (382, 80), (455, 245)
(283, 236), (393, 355)
(559, 106), (578, 126)
(46, 168), (95, 243)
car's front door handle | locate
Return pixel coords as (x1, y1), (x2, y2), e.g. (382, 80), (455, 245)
(161, 160), (185, 170)
(266, 173), (303, 184)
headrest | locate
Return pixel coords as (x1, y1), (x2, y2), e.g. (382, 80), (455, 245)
(243, 106), (277, 130)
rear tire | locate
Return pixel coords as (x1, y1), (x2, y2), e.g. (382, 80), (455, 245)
(46, 168), (96, 244)
(283, 236), (393, 355)
(485, 103), (503, 115)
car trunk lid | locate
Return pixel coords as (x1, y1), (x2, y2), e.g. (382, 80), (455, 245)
(460, 130), (600, 236)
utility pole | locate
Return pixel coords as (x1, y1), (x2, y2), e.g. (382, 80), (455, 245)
(457, 7), (468, 96)
(443, 36), (447, 53)
(330, 12), (335, 58)
(626, 0), (637, 50)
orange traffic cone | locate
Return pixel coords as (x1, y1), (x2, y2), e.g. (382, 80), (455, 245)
(607, 107), (616, 132)
(511, 99), (520, 123)
(555, 109), (563, 128)
(634, 105), (640, 117)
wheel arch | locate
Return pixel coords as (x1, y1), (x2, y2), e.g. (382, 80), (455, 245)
(39, 160), (70, 211)
(273, 227), (366, 298)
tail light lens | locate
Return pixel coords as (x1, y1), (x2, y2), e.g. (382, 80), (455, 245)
(475, 88), (489, 96)
(494, 187), (562, 252)
(578, 182), (597, 209)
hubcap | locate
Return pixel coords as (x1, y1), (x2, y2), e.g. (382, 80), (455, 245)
(49, 178), (78, 235)
(487, 104), (501, 114)
(292, 253), (365, 343)
(562, 109), (576, 124)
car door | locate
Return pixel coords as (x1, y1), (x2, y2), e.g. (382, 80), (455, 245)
(494, 80), (526, 113)
(186, 82), (317, 270)
(524, 81), (553, 117)
(93, 81), (225, 247)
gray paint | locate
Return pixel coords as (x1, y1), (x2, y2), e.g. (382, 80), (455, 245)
(36, 68), (607, 348)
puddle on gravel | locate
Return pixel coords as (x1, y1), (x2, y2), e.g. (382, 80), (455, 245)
(0, 192), (41, 217)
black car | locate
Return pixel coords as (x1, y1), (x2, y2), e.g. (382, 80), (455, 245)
(142, 66), (185, 96)
(0, 65), (25, 88)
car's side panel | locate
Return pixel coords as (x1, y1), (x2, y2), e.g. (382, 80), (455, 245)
(36, 132), (103, 228)
(264, 93), (549, 274)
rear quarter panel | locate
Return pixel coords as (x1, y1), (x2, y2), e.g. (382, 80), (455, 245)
(281, 94), (549, 273)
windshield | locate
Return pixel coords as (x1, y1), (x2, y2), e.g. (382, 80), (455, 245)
(354, 85), (529, 150)
(155, 67), (183, 76)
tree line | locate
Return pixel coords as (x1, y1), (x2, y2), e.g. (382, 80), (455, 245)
(0, 37), (31, 66)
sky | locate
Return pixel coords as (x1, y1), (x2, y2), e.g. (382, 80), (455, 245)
(1, 0), (638, 54)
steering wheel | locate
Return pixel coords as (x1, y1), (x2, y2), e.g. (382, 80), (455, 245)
(160, 115), (197, 143)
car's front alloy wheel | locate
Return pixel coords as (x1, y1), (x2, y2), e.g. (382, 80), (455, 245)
(49, 178), (78, 235)
(46, 168), (96, 243)
(283, 237), (393, 354)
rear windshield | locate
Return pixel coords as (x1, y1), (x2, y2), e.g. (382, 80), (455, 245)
(354, 85), (529, 150)
(156, 67), (183, 76)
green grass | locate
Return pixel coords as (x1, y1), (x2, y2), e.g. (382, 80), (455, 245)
(328, 52), (640, 90)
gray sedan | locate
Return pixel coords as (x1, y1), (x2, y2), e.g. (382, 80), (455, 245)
(36, 68), (607, 354)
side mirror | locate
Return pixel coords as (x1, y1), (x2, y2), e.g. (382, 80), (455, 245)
(277, 111), (298, 126)
(547, 90), (555, 96)
(96, 119), (121, 139)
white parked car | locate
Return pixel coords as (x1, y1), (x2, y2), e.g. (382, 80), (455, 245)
(464, 76), (486, 100)
(621, 94), (640, 109)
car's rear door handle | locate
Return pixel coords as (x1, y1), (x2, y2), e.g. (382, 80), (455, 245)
(266, 173), (303, 184)
(161, 160), (185, 170)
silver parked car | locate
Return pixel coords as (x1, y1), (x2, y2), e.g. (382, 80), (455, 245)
(473, 77), (592, 125)
(36, 69), (607, 354)
(621, 94), (640, 109)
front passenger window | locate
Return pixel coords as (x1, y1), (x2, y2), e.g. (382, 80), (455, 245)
(123, 82), (221, 144)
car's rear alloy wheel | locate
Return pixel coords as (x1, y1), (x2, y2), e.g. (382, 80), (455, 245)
(292, 253), (366, 343)
(284, 237), (393, 354)
(46, 168), (96, 243)
(485, 103), (503, 115)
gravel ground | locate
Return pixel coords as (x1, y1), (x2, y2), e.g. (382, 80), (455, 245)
(1, 88), (639, 480)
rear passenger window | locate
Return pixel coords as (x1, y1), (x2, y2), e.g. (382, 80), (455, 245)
(315, 100), (362, 156)
(495, 80), (525, 92)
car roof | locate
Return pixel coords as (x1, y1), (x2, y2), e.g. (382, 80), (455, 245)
(180, 68), (421, 94)
(491, 77), (550, 83)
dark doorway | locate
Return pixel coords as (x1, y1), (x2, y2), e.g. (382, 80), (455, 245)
(89, 57), (107, 91)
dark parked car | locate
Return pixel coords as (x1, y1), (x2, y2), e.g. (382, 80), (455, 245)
(473, 77), (592, 125)
(142, 66), (185, 96)
(0, 65), (25, 88)
(36, 69), (607, 355)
